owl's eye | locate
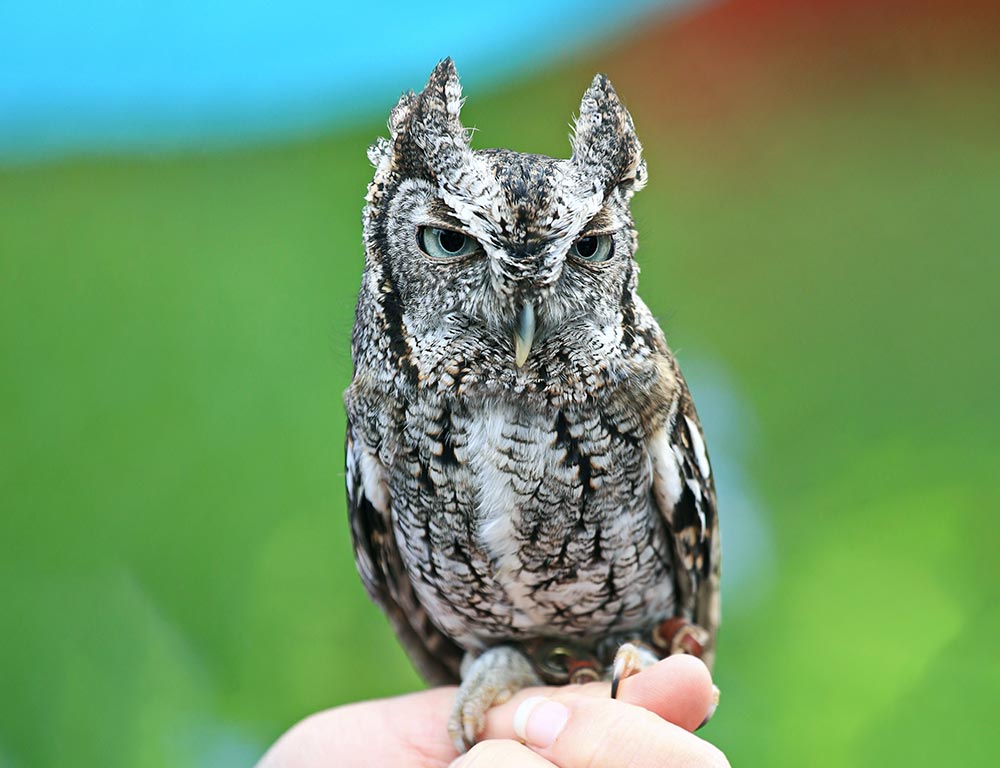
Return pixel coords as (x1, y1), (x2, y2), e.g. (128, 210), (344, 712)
(418, 227), (479, 260)
(570, 234), (614, 263)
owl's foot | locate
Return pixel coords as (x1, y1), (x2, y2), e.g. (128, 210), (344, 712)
(448, 646), (542, 752)
(610, 642), (660, 699)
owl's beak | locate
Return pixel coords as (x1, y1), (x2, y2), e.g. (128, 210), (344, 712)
(514, 301), (536, 368)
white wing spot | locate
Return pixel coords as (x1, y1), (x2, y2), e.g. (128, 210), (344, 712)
(684, 415), (711, 480)
(649, 428), (683, 508)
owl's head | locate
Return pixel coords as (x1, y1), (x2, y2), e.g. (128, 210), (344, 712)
(362, 58), (649, 377)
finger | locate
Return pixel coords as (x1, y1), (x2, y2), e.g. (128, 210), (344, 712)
(483, 654), (715, 737)
(509, 696), (729, 768)
(615, 654), (716, 731)
(450, 738), (555, 768)
(258, 687), (462, 767)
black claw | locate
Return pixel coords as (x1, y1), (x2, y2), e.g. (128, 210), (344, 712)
(610, 674), (621, 699)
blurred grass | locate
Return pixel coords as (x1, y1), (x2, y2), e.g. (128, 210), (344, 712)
(2, 46), (999, 768)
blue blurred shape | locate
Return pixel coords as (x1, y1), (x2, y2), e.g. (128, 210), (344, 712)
(0, 0), (686, 162)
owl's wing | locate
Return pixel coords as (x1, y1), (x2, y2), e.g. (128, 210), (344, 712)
(649, 388), (722, 668)
(345, 423), (464, 686)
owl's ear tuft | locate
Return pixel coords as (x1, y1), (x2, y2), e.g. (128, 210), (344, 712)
(422, 57), (464, 120)
(383, 58), (472, 184)
(388, 90), (417, 140)
(388, 59), (466, 142)
(571, 74), (646, 197)
(385, 58), (466, 141)
(409, 58), (467, 148)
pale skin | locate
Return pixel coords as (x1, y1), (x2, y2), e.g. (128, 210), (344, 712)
(258, 654), (730, 768)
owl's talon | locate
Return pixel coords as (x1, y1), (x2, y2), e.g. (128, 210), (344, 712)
(460, 706), (480, 752)
(697, 684), (721, 729)
(610, 642), (659, 699)
(447, 646), (541, 752)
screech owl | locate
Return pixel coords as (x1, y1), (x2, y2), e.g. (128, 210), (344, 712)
(345, 58), (720, 751)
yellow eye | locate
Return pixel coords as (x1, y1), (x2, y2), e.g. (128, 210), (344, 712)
(570, 234), (613, 262)
(419, 227), (479, 259)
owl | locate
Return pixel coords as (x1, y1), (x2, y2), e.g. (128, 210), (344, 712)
(345, 58), (720, 751)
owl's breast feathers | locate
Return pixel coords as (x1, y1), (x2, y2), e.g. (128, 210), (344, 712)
(345, 331), (720, 682)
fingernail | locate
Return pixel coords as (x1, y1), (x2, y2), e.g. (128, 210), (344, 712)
(513, 696), (569, 749)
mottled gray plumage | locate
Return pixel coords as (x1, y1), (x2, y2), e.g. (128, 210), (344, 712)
(345, 58), (720, 746)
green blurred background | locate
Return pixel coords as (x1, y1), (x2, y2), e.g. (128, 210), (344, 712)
(2, 0), (998, 765)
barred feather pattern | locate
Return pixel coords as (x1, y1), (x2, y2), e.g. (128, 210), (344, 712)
(345, 59), (720, 686)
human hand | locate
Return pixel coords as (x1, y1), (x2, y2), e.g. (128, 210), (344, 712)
(258, 654), (727, 768)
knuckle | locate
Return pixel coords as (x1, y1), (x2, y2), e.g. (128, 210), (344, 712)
(582, 708), (648, 768)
